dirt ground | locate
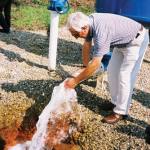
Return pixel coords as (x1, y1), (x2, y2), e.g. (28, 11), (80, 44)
(0, 27), (150, 149)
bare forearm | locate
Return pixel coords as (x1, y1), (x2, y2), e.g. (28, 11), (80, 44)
(82, 41), (92, 66)
(74, 57), (102, 84)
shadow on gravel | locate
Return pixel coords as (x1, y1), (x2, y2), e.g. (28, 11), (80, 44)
(115, 117), (148, 140)
(0, 48), (48, 70)
(0, 30), (83, 66)
(114, 88), (150, 140)
(76, 84), (111, 117)
(144, 58), (150, 64)
(133, 89), (150, 109)
(0, 31), (49, 56)
(1, 79), (60, 131)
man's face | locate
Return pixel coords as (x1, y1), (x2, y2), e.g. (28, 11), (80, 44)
(69, 27), (80, 39)
(69, 26), (89, 39)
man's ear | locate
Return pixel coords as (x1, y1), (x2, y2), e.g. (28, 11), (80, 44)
(81, 25), (89, 35)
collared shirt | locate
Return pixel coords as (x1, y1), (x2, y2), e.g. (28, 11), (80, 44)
(86, 13), (141, 57)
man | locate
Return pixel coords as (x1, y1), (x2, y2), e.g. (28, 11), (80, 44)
(64, 12), (149, 124)
(0, 0), (12, 33)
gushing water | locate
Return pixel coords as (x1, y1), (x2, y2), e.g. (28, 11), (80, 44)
(9, 82), (80, 150)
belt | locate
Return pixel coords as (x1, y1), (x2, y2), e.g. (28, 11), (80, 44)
(111, 25), (144, 48)
(110, 43), (130, 48)
(135, 25), (144, 38)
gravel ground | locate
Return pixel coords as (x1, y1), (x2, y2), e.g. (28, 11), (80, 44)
(0, 28), (150, 150)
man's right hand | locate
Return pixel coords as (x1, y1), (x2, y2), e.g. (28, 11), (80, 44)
(64, 77), (78, 89)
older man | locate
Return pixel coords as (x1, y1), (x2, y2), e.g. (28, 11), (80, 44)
(65, 12), (149, 124)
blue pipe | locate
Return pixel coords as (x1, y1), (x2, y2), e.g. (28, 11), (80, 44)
(48, 0), (70, 14)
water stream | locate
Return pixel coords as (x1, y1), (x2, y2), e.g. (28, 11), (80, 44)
(9, 82), (80, 150)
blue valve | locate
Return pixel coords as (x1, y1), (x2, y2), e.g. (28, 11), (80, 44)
(48, 0), (70, 14)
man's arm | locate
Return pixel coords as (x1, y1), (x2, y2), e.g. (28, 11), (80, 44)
(82, 40), (92, 67)
(65, 56), (102, 88)
(75, 56), (102, 84)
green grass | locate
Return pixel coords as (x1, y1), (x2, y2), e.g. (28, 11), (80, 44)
(12, 5), (49, 30)
(12, 3), (94, 31)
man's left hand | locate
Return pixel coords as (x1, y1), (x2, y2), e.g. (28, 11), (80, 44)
(64, 77), (77, 89)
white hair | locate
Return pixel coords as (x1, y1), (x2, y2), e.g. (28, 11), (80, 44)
(67, 12), (90, 32)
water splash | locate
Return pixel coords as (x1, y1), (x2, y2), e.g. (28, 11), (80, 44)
(9, 82), (80, 150)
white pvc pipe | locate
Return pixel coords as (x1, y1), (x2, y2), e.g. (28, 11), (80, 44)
(48, 11), (60, 70)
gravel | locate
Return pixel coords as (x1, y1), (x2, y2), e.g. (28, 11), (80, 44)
(0, 28), (150, 149)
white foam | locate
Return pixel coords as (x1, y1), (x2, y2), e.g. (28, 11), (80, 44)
(9, 82), (77, 150)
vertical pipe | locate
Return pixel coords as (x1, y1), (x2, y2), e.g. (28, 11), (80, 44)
(48, 11), (60, 70)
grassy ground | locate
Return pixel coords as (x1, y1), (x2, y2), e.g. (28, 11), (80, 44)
(11, 1), (95, 31)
